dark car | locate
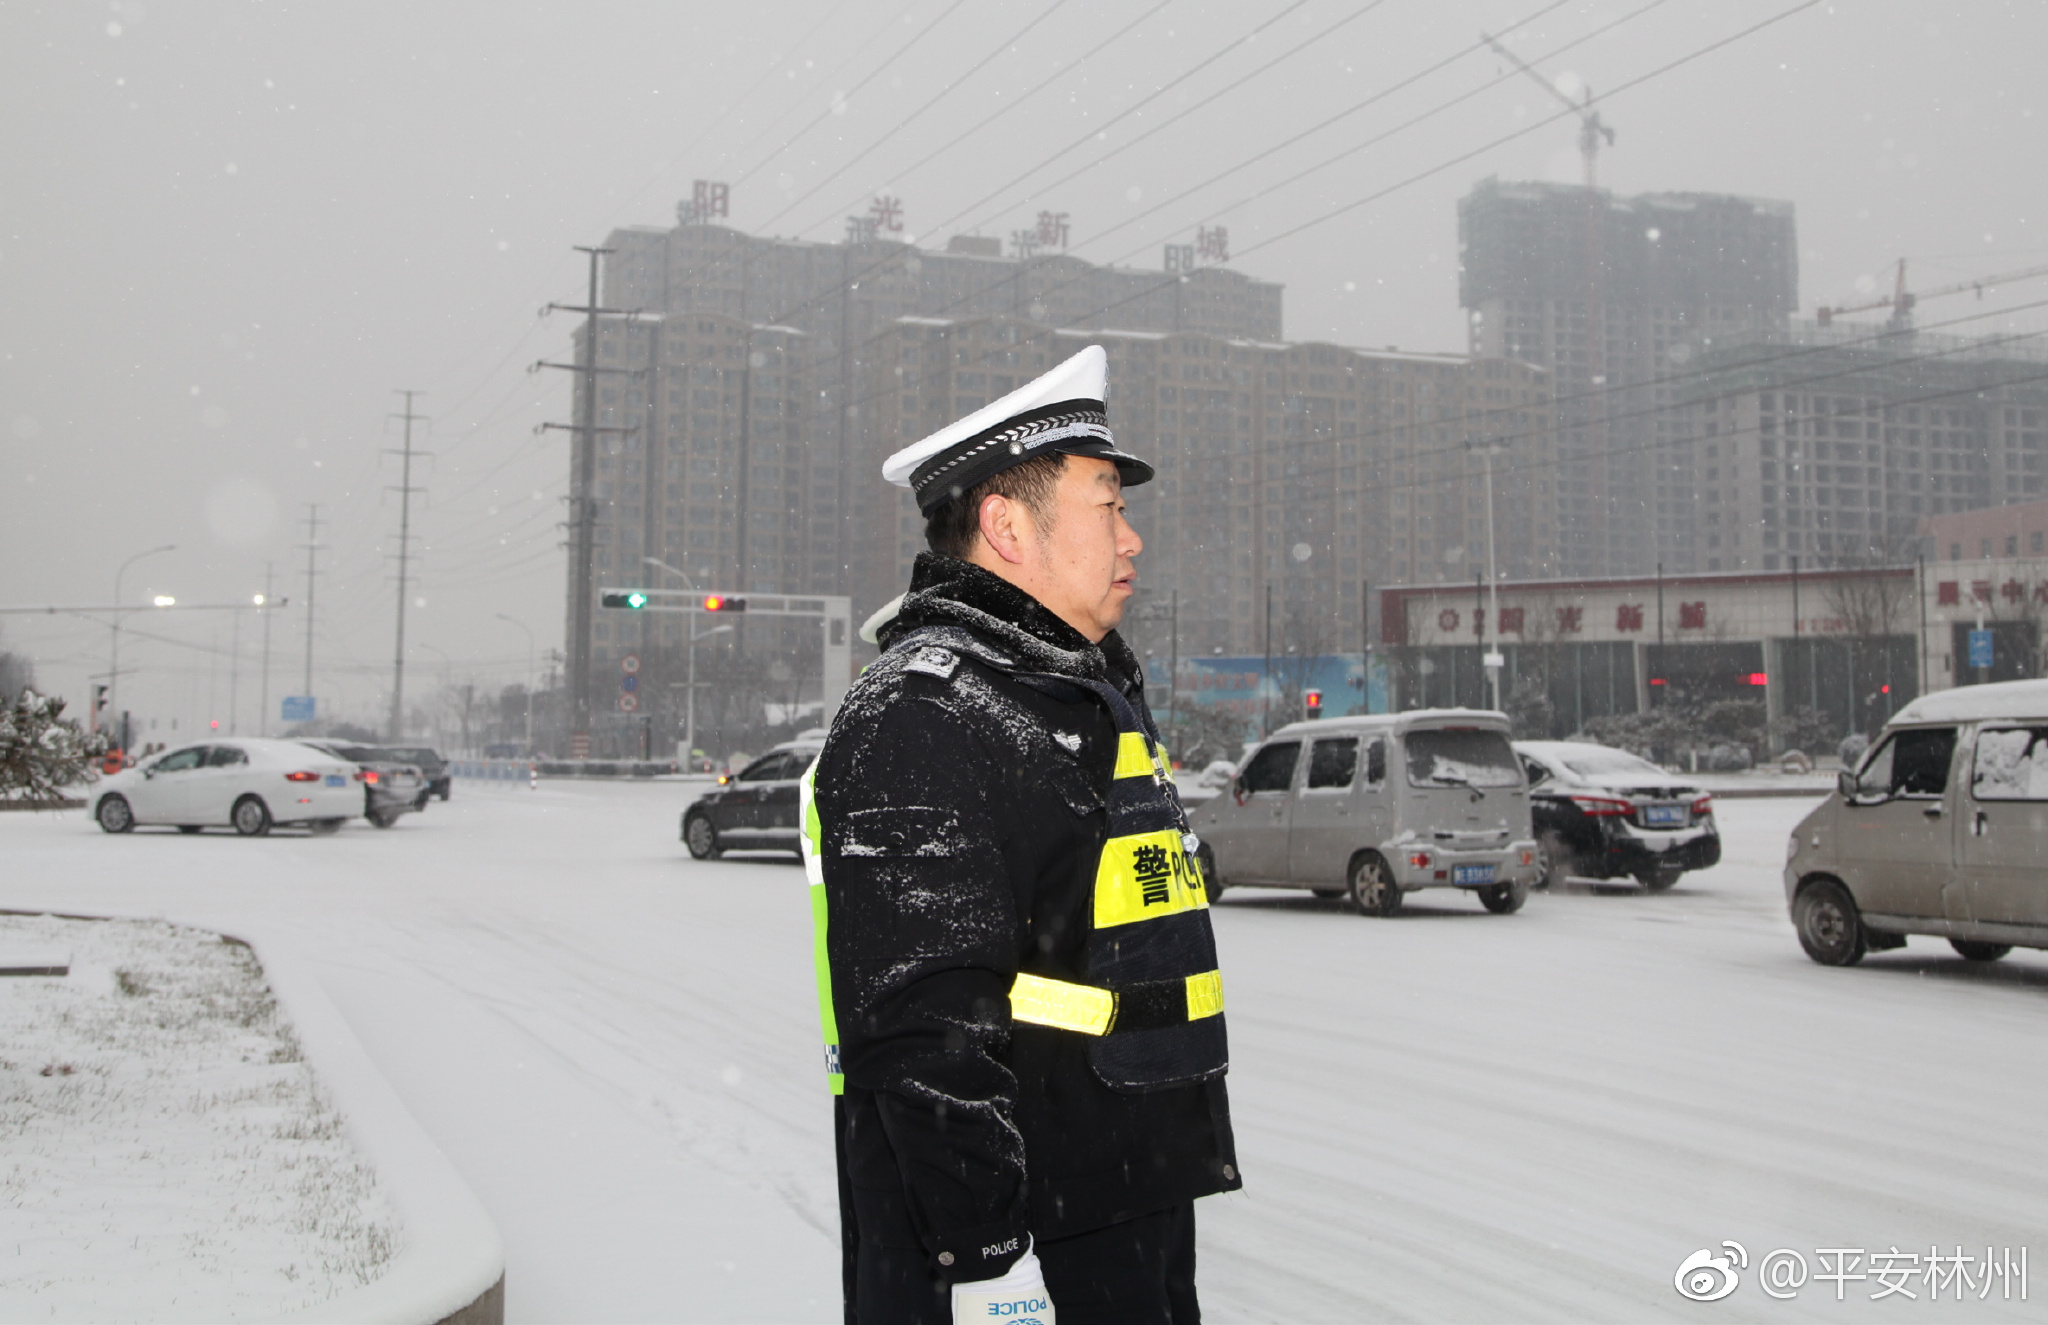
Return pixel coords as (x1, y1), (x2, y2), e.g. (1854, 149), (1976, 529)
(1515, 740), (1721, 890)
(681, 741), (821, 860)
(297, 740), (427, 828)
(384, 745), (450, 805)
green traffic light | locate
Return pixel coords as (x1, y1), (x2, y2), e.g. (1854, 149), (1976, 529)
(626, 591), (648, 609)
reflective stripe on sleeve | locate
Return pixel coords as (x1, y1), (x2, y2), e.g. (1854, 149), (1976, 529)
(799, 757), (844, 1095)
(1010, 972), (1116, 1036)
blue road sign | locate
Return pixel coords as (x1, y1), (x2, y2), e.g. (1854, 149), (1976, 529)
(621, 674), (639, 693)
(281, 695), (316, 722)
(1969, 629), (1995, 670)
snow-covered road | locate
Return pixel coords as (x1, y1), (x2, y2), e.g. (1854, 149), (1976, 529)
(4, 782), (2041, 1322)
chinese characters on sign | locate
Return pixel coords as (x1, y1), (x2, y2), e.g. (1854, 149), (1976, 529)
(1678, 601), (1708, 629)
(1556, 606), (1584, 634)
(679, 179), (729, 225)
(1034, 210), (1070, 250)
(1616, 604), (1646, 632)
(869, 195), (904, 235)
(1196, 225), (1229, 264)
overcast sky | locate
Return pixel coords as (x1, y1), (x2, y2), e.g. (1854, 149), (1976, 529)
(4, 0), (2043, 735)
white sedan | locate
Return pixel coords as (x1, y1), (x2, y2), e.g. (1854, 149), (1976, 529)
(91, 738), (366, 836)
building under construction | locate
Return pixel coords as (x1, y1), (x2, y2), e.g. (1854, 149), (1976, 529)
(1460, 178), (1799, 578)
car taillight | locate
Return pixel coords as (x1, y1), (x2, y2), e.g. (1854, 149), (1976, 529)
(284, 771), (321, 782)
(1406, 851), (1432, 868)
(362, 770), (379, 784)
(717, 774), (731, 785)
(1519, 848), (1534, 866)
(1570, 795), (1631, 816)
(1691, 795), (1713, 817)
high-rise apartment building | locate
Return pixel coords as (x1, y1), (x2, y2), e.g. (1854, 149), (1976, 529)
(1460, 178), (1798, 577)
(1669, 325), (2048, 572)
(560, 207), (1557, 748)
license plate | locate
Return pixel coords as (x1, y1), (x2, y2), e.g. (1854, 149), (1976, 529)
(324, 774), (346, 787)
(1452, 862), (1495, 886)
(1642, 805), (1687, 827)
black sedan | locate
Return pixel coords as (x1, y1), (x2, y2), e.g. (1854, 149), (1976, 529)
(1514, 740), (1720, 891)
(297, 740), (427, 828)
(681, 741), (821, 860)
(384, 745), (451, 804)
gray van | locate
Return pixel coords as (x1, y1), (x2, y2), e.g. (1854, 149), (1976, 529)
(1187, 708), (1540, 916)
(1787, 678), (2048, 965)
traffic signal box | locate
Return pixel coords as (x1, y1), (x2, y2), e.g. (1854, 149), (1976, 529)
(1303, 689), (1323, 718)
(701, 595), (747, 613)
(600, 591), (650, 610)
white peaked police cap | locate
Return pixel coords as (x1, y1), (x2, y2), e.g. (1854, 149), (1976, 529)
(881, 345), (1154, 515)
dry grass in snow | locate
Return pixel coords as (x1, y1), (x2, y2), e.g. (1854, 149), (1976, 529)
(0, 914), (396, 1321)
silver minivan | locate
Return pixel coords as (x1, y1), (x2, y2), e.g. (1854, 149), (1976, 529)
(1187, 708), (1540, 916)
(1787, 678), (2048, 966)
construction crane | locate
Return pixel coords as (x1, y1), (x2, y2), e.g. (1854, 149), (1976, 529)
(1816, 258), (2048, 330)
(1484, 31), (1616, 190)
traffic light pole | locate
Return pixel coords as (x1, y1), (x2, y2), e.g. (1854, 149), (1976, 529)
(598, 588), (855, 722)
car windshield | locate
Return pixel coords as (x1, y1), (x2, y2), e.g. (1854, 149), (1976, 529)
(1557, 748), (1666, 780)
(388, 748), (439, 764)
(1405, 728), (1522, 788)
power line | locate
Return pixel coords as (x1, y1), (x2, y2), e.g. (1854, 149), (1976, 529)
(755, 0), (1078, 237)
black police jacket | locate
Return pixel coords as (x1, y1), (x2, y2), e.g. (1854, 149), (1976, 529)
(813, 553), (1239, 1286)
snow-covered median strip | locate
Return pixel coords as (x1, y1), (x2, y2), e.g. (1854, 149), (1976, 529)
(0, 912), (503, 1324)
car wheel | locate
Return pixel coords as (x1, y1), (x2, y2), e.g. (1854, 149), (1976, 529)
(177, 825), (203, 835)
(1639, 866), (1683, 892)
(367, 807), (399, 829)
(1537, 832), (1571, 889)
(1478, 878), (1529, 914)
(1311, 888), (1345, 900)
(1950, 938), (2013, 962)
(231, 796), (272, 837)
(1348, 853), (1401, 917)
(684, 814), (721, 860)
(1794, 877), (1867, 966)
(413, 792), (430, 811)
(309, 818), (344, 836)
(1196, 843), (1225, 902)
(96, 795), (135, 834)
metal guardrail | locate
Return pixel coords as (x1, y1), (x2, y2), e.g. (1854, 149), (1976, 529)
(448, 758), (680, 781)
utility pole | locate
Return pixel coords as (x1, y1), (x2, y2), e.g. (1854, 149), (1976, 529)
(258, 564), (274, 736)
(386, 389), (429, 741)
(1467, 436), (1507, 713)
(1261, 584), (1274, 738)
(539, 245), (633, 759)
(300, 504), (323, 703)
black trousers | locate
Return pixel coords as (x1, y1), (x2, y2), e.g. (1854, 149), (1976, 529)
(845, 1201), (1201, 1325)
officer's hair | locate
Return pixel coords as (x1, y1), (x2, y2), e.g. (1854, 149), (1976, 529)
(923, 452), (1067, 558)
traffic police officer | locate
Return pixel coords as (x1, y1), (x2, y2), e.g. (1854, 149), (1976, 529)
(802, 346), (1239, 1324)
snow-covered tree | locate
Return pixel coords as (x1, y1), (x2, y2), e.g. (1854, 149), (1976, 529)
(0, 689), (109, 802)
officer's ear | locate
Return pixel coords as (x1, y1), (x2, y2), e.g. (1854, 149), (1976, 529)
(976, 492), (1032, 567)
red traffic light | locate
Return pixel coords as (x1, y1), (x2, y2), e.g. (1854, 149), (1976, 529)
(702, 594), (747, 613)
(1304, 689), (1322, 713)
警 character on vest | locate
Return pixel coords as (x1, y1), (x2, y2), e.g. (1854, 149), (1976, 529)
(802, 345), (1240, 1324)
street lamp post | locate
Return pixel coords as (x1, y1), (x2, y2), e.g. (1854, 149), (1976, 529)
(686, 622), (733, 770)
(496, 613), (536, 754)
(1466, 437), (1508, 713)
(109, 543), (175, 747)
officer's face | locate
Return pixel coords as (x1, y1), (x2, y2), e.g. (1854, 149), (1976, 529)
(1023, 455), (1143, 642)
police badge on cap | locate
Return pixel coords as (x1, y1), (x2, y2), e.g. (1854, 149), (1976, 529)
(881, 345), (1154, 514)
